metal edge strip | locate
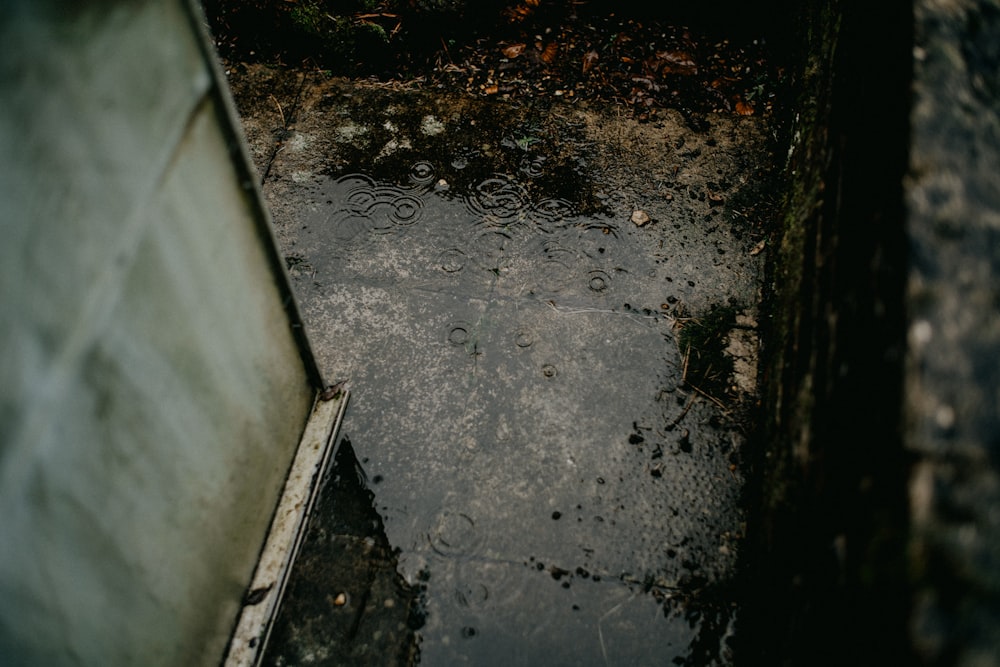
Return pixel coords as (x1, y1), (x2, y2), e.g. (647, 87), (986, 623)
(223, 389), (350, 666)
(182, 0), (325, 390)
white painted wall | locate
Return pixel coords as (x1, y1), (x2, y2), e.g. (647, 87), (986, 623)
(0, 1), (318, 664)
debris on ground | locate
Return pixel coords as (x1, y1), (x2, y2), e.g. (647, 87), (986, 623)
(203, 0), (790, 123)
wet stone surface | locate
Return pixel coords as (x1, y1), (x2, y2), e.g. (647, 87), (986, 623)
(229, 65), (780, 664)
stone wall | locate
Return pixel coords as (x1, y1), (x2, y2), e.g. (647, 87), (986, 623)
(906, 0), (1000, 663)
(746, 0), (915, 662)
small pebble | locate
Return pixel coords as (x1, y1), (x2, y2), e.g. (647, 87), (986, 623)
(631, 210), (651, 226)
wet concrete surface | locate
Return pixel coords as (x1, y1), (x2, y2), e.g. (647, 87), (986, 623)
(226, 60), (782, 664)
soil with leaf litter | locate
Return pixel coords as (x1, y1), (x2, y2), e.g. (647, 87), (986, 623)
(204, 0), (791, 126)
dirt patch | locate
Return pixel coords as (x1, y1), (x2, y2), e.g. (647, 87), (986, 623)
(205, 0), (794, 126)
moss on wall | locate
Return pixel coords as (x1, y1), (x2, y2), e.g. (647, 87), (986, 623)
(743, 0), (913, 663)
(757, 1), (842, 528)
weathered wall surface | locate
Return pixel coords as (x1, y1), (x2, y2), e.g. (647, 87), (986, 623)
(906, 0), (1000, 663)
(752, 0), (1000, 665)
(746, 0), (915, 663)
(0, 1), (316, 664)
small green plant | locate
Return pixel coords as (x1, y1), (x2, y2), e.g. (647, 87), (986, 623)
(515, 135), (539, 151)
(359, 20), (389, 43)
(289, 1), (323, 35)
(745, 82), (766, 102)
(282, 1), (400, 69)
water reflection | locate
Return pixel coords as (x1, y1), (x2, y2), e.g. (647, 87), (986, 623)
(278, 165), (747, 665)
(264, 438), (422, 666)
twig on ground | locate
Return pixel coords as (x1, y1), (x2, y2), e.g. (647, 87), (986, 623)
(669, 392), (699, 428)
(269, 94), (286, 126)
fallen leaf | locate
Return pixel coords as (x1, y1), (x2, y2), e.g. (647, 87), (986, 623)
(541, 42), (558, 64)
(484, 84), (499, 95)
(502, 43), (526, 59)
(244, 585), (273, 606)
(582, 49), (599, 74)
(656, 49), (698, 75)
(734, 99), (755, 116)
(320, 380), (347, 401)
(504, 2), (535, 22)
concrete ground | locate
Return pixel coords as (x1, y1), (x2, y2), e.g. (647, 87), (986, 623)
(215, 1), (1000, 664)
(226, 63), (781, 665)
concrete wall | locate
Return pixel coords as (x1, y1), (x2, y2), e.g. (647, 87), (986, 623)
(0, 1), (318, 664)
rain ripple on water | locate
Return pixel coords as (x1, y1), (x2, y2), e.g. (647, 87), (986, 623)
(288, 156), (741, 664)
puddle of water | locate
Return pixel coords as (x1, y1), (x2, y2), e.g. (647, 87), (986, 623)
(272, 159), (749, 662)
(230, 58), (786, 660)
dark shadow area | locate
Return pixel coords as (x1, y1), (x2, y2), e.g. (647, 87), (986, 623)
(742, 1), (914, 664)
(263, 438), (423, 666)
(202, 0), (801, 123)
(202, 0), (801, 66)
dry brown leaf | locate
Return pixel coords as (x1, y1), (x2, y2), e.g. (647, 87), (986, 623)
(582, 49), (599, 74)
(484, 84), (499, 95)
(504, 3), (535, 22)
(657, 49), (698, 75)
(541, 42), (558, 64)
(502, 43), (526, 59)
(734, 100), (754, 116)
